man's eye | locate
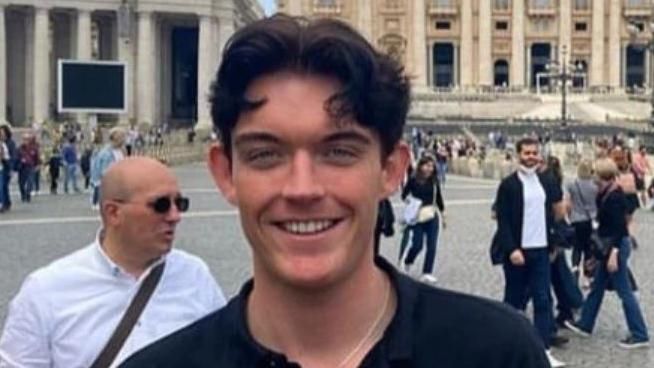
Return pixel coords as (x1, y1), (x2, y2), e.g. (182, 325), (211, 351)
(323, 146), (359, 164)
(244, 149), (282, 167)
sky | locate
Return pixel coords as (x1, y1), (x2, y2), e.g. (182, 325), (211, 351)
(258, 0), (276, 15)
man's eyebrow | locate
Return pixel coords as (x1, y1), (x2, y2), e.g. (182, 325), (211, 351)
(322, 130), (372, 145)
(233, 132), (281, 147)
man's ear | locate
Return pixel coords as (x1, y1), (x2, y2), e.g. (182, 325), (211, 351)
(100, 201), (121, 227)
(380, 141), (410, 199)
(207, 143), (238, 205)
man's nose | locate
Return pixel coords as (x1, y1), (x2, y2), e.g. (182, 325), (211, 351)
(281, 151), (325, 201)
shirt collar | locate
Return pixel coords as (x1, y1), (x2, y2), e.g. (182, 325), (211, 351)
(227, 257), (417, 366)
(92, 228), (166, 281)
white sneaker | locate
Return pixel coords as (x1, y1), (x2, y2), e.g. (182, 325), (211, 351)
(420, 274), (438, 284)
(546, 350), (566, 368)
(91, 204), (99, 211)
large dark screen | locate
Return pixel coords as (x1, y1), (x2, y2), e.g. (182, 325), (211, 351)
(60, 62), (125, 110)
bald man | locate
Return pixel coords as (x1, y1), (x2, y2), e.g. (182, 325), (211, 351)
(0, 157), (226, 368)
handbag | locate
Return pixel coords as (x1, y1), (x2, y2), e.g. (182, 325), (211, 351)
(402, 196), (422, 225)
(90, 262), (165, 368)
(417, 205), (436, 223)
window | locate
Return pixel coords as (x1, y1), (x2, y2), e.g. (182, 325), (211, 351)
(316, 0), (337, 5)
(530, 0), (551, 9)
(573, 0), (589, 10)
(626, 0), (646, 6)
(435, 21), (451, 30)
(494, 0), (510, 10)
(432, 0), (454, 7)
(574, 22), (587, 32)
(496, 21), (509, 31)
(632, 22), (645, 32)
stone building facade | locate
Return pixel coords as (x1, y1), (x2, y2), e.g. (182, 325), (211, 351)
(277, 0), (654, 94)
(0, 0), (263, 128)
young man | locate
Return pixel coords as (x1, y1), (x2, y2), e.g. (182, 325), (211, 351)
(122, 15), (549, 367)
(494, 137), (567, 367)
(0, 157), (225, 367)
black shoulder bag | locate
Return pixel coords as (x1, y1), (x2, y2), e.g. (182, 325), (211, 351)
(90, 262), (166, 368)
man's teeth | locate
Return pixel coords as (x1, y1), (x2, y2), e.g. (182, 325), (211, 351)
(282, 220), (335, 234)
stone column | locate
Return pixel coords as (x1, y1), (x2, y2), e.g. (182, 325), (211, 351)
(590, 0), (605, 86)
(608, 0), (621, 88)
(558, 0), (571, 57)
(76, 9), (92, 125)
(137, 11), (155, 125)
(357, 0), (373, 42)
(478, 0), (492, 87)
(459, 0), (473, 88)
(196, 15), (215, 131)
(77, 9), (92, 59)
(511, 0), (525, 88)
(33, 6), (50, 125)
(411, 0), (427, 89)
(0, 5), (6, 124)
(117, 9), (135, 126)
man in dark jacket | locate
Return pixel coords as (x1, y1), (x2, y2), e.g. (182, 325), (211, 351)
(494, 137), (566, 367)
(0, 125), (16, 210)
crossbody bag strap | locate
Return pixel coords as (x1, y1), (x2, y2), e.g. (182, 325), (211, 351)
(90, 262), (166, 368)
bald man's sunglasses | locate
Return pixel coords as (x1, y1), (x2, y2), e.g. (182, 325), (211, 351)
(149, 196), (190, 214)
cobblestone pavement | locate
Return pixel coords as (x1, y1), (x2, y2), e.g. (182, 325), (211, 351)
(0, 163), (652, 367)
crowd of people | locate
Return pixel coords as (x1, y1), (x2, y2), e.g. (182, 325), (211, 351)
(0, 13), (651, 368)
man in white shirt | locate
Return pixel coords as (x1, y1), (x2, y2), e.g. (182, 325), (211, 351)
(0, 157), (226, 367)
(493, 137), (566, 367)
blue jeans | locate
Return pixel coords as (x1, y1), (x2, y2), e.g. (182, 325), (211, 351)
(18, 166), (34, 202)
(0, 169), (5, 207)
(398, 226), (412, 261)
(577, 237), (649, 342)
(2, 166), (11, 208)
(404, 216), (439, 274)
(91, 184), (100, 206)
(503, 248), (554, 348)
(436, 161), (447, 184)
(551, 250), (583, 322)
(64, 164), (79, 193)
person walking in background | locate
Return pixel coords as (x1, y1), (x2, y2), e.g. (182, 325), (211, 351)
(17, 133), (40, 203)
(90, 127), (126, 210)
(62, 137), (81, 194)
(0, 126), (16, 211)
(631, 145), (650, 206)
(565, 158), (649, 349)
(47, 147), (62, 195)
(493, 137), (567, 367)
(0, 129), (8, 212)
(80, 144), (93, 190)
(565, 160), (598, 286)
(401, 155), (445, 284)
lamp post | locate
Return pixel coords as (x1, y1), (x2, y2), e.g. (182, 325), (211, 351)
(627, 19), (654, 128)
(545, 45), (579, 127)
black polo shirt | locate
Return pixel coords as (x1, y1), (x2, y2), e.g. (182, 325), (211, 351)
(121, 258), (549, 367)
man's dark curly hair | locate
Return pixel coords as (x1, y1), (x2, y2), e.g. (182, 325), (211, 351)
(210, 14), (411, 160)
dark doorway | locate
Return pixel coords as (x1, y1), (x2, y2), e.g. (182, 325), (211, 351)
(171, 27), (198, 121)
(494, 59), (509, 86)
(626, 45), (646, 89)
(531, 43), (551, 88)
(432, 43), (454, 87)
(572, 60), (587, 88)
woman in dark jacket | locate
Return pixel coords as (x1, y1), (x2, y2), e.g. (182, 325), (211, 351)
(401, 155), (444, 283)
(566, 158), (649, 349)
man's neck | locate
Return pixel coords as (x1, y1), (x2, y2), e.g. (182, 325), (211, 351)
(101, 233), (152, 279)
(247, 259), (395, 368)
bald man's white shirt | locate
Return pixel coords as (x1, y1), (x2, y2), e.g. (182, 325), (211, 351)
(0, 237), (226, 368)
